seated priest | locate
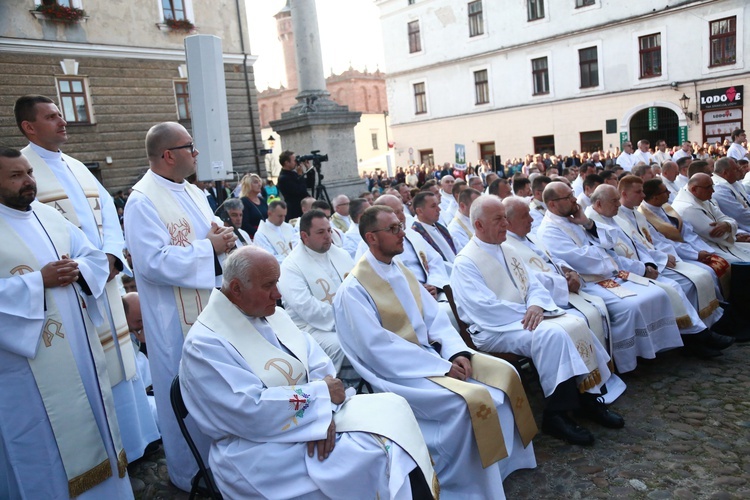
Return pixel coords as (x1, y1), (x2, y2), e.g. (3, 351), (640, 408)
(179, 246), (437, 499)
(334, 206), (537, 498)
(450, 195), (622, 446)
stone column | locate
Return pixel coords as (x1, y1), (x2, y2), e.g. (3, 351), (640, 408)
(270, 0), (363, 203)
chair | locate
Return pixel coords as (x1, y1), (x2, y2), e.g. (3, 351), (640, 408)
(170, 375), (223, 500)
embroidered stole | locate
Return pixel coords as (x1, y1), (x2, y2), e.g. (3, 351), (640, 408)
(452, 214), (474, 239)
(0, 204), (126, 496)
(132, 172), (214, 337)
(462, 240), (602, 392)
(197, 290), (439, 497)
(620, 211), (719, 320)
(22, 145), (136, 386)
(714, 176), (750, 208)
(257, 220), (296, 257)
(351, 257), (536, 468)
(294, 246), (352, 305)
(503, 236), (611, 352)
(404, 231), (431, 282)
(412, 221), (456, 260)
(638, 203), (684, 242)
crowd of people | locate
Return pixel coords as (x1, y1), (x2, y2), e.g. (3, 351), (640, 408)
(2, 91), (749, 499)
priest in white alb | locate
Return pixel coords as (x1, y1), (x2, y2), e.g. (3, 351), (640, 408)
(447, 187), (481, 252)
(279, 210), (357, 382)
(254, 200), (298, 263)
(124, 122), (237, 491)
(538, 181), (683, 373)
(15, 94), (159, 462)
(451, 196), (622, 447)
(335, 205), (537, 498)
(180, 246), (437, 499)
(0, 148), (132, 499)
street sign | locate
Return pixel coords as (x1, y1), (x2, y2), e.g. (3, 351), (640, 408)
(454, 144), (466, 170)
(648, 107), (658, 131)
(678, 126), (688, 145)
(619, 132), (628, 148)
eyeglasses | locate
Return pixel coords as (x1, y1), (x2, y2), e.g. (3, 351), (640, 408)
(370, 223), (405, 235)
(548, 194), (576, 202)
(162, 142), (196, 158)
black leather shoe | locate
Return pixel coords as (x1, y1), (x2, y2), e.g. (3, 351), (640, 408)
(542, 413), (595, 445)
(581, 403), (625, 429)
(706, 330), (735, 350)
(683, 342), (723, 359)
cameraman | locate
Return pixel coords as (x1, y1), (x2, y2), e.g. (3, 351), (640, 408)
(277, 150), (311, 221)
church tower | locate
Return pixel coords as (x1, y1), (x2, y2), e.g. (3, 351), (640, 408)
(274, 1), (298, 90)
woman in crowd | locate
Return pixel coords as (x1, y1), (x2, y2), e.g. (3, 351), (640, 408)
(239, 173), (268, 238)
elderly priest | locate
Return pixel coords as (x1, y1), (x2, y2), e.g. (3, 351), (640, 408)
(334, 205), (537, 498)
(0, 148), (132, 499)
(180, 246), (436, 499)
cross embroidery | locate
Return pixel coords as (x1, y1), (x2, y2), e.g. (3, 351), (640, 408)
(475, 404), (492, 420)
(289, 394), (307, 410)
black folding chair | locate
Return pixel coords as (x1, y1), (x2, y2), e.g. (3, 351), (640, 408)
(170, 375), (223, 500)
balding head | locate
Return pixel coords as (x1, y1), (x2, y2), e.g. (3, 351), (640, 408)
(440, 175), (455, 193)
(503, 196), (533, 238)
(221, 246), (282, 317)
(374, 194), (406, 224)
(687, 173), (714, 202)
(145, 122), (186, 161)
(470, 195), (507, 244)
(590, 184), (621, 217)
(332, 194), (350, 216)
(122, 293), (144, 343)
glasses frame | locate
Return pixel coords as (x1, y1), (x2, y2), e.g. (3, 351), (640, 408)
(162, 142), (195, 159)
(370, 222), (406, 235)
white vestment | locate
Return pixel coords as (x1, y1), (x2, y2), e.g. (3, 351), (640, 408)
(124, 170), (219, 491)
(632, 150), (655, 165)
(450, 238), (612, 398)
(447, 212), (473, 253)
(254, 219), (298, 263)
(343, 222), (362, 259)
(279, 244), (354, 372)
(0, 203), (132, 500)
(438, 190), (456, 226)
(23, 143), (159, 462)
(675, 173), (690, 189)
(672, 150), (691, 162)
(538, 212), (682, 373)
(616, 152), (636, 172)
(529, 199), (546, 233)
(712, 174), (750, 232)
(671, 188), (750, 261)
(181, 294), (432, 499)
(654, 150), (672, 165)
(334, 251), (537, 499)
(727, 142), (748, 161)
(572, 176), (584, 197)
(662, 177), (680, 203)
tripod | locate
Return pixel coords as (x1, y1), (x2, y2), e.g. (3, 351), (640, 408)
(312, 164), (331, 206)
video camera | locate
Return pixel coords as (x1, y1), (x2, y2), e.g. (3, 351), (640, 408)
(296, 150), (329, 165)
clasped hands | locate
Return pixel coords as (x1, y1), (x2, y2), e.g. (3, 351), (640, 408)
(307, 375), (345, 462)
(207, 222), (237, 254)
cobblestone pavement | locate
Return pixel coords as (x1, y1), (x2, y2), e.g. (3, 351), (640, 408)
(129, 343), (749, 499)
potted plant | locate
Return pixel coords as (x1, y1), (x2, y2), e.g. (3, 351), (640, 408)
(35, 3), (86, 23)
(165, 18), (195, 32)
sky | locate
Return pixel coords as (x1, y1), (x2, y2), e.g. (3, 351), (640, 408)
(247, 0), (386, 91)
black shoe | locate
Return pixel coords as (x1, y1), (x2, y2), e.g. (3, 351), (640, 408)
(705, 330), (735, 350)
(580, 402), (625, 429)
(542, 413), (595, 445)
(683, 342), (723, 359)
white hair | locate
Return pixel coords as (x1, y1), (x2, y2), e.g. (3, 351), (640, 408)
(469, 194), (500, 229)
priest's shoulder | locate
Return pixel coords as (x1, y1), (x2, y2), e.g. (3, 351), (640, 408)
(31, 199), (70, 221)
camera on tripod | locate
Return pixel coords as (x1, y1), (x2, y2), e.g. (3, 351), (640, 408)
(296, 150), (328, 165)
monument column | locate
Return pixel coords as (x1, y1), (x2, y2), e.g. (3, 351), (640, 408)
(270, 0), (362, 202)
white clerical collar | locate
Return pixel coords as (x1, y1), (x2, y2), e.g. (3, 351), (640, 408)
(678, 174), (689, 182)
(28, 141), (62, 160)
(0, 202), (33, 220)
(147, 169), (187, 192)
(473, 237), (501, 253)
(543, 210), (574, 226)
(365, 249), (399, 279)
(619, 205), (637, 216)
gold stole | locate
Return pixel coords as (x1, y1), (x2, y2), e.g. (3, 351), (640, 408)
(22, 145), (136, 386)
(452, 213), (473, 238)
(0, 203), (126, 496)
(351, 257), (536, 468)
(638, 203), (683, 242)
(132, 172), (214, 337)
(462, 240), (602, 392)
(198, 289), (440, 497)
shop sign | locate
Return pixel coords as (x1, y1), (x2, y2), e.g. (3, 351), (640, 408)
(699, 86), (743, 110)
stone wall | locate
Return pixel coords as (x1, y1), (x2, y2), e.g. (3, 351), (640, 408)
(0, 52), (265, 192)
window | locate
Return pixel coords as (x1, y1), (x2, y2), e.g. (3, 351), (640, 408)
(575, 0), (595, 7)
(43, 0), (72, 6)
(468, 1), (484, 37)
(579, 47), (598, 88)
(162, 0), (186, 21)
(413, 82), (427, 114)
(419, 149), (434, 168)
(533, 135), (555, 155)
(56, 78), (90, 123)
(474, 70), (489, 105)
(709, 16), (736, 67)
(174, 81), (190, 120)
(639, 33), (662, 78)
(408, 21), (421, 53)
(580, 131), (603, 153)
(527, 0), (544, 21)
(531, 57), (549, 95)
(371, 133), (379, 150)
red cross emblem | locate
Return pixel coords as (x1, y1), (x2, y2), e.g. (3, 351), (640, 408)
(289, 394), (307, 410)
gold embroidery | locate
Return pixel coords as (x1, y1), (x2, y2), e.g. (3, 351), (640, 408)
(276, 240), (291, 256)
(476, 404), (492, 420)
(614, 241), (634, 258)
(43, 319), (65, 347)
(167, 218), (191, 247)
(316, 278), (335, 305)
(418, 251), (430, 274)
(10, 265), (34, 275)
(264, 358), (303, 385)
(528, 256), (551, 272)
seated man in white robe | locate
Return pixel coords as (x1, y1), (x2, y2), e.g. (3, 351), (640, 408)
(586, 183), (733, 358)
(330, 194), (352, 232)
(279, 210), (357, 383)
(529, 175), (551, 233)
(310, 200), (346, 248)
(660, 161), (680, 202)
(220, 198), (253, 247)
(447, 187), (481, 253)
(451, 196), (622, 446)
(538, 181), (683, 373)
(711, 157), (750, 232)
(254, 200), (297, 263)
(671, 173), (750, 261)
(0, 148), (132, 499)
(289, 196), (316, 230)
(412, 191), (458, 274)
(343, 197), (370, 258)
(442, 179), (466, 224)
(180, 247), (436, 499)
(576, 174), (603, 212)
(437, 174), (456, 226)
(335, 205), (537, 498)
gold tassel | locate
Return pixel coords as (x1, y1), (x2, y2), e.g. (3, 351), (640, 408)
(699, 299), (720, 320)
(578, 369), (602, 393)
(117, 448), (128, 478)
(68, 459), (112, 498)
(675, 315), (693, 329)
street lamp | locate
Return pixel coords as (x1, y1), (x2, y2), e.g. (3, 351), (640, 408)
(259, 134), (275, 155)
(679, 93), (694, 122)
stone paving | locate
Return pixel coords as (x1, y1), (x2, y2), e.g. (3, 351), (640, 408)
(129, 343), (749, 499)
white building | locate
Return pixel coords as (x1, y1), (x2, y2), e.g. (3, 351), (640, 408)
(376, 0), (748, 165)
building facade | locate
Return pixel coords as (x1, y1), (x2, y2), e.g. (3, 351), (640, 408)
(0, 0), (265, 191)
(376, 0), (748, 166)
